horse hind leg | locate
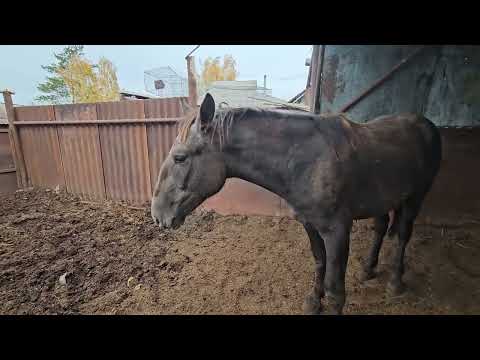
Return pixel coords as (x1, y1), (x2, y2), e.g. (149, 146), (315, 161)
(388, 208), (400, 238)
(387, 195), (425, 296)
(360, 214), (389, 281)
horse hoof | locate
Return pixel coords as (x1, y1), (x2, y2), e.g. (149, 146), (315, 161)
(322, 309), (342, 315)
(386, 281), (407, 297)
(303, 293), (323, 315)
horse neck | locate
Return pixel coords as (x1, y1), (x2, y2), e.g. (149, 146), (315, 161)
(219, 111), (315, 198)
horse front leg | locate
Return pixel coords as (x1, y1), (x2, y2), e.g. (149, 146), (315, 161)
(302, 222), (326, 315)
(315, 218), (353, 315)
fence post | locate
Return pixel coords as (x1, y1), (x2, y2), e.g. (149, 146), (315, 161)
(2, 90), (28, 188)
(186, 56), (198, 108)
(309, 46), (319, 113)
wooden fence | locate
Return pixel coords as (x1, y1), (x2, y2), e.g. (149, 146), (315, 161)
(3, 90), (479, 223)
(2, 91), (290, 216)
(0, 126), (17, 195)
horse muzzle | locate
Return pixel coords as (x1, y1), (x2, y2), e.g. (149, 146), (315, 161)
(151, 207), (185, 230)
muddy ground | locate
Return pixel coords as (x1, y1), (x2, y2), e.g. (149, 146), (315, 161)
(1, 189), (479, 315)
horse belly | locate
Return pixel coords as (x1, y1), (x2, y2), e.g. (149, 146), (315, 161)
(349, 163), (419, 219)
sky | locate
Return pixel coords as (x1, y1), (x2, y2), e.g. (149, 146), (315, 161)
(0, 45), (312, 105)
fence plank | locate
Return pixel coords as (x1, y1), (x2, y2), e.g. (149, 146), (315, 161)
(14, 118), (182, 125)
(15, 105), (66, 189)
(0, 172), (18, 195)
(144, 97), (185, 193)
(201, 178), (285, 217)
(97, 100), (151, 204)
(54, 104), (106, 200)
(0, 131), (15, 170)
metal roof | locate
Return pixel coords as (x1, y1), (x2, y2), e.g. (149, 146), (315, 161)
(119, 89), (161, 99)
(200, 80), (298, 109)
(288, 89), (306, 103)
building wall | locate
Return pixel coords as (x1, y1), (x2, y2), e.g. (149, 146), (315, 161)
(319, 45), (480, 127)
(204, 81), (287, 108)
(314, 45), (480, 223)
(425, 46), (480, 126)
(419, 128), (480, 224)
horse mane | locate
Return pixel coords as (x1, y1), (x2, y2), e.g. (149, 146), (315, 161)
(178, 111), (197, 143)
(176, 106), (252, 146)
(177, 104), (353, 148)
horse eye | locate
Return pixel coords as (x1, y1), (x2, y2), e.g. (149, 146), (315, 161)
(174, 154), (187, 163)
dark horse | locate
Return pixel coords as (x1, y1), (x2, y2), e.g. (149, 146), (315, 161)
(151, 93), (442, 315)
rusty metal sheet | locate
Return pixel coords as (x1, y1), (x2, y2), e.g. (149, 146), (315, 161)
(96, 100), (145, 121)
(201, 179), (283, 217)
(0, 131), (14, 170)
(279, 198), (295, 218)
(15, 105), (56, 122)
(202, 128), (480, 222)
(147, 122), (179, 193)
(144, 97), (185, 192)
(54, 104), (105, 200)
(96, 100), (151, 204)
(16, 106), (65, 189)
(144, 97), (187, 119)
(0, 172), (17, 195)
(424, 46), (480, 127)
(419, 128), (480, 224)
(317, 46), (447, 124)
(144, 97), (285, 216)
(18, 125), (65, 189)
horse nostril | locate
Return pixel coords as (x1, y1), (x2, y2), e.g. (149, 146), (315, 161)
(154, 218), (160, 225)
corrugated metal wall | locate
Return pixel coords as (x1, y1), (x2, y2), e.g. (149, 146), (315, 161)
(317, 45), (480, 127)
(96, 100), (151, 204)
(425, 46), (480, 126)
(54, 104), (106, 200)
(419, 128), (480, 224)
(11, 96), (290, 216)
(15, 106), (65, 189)
(12, 97), (190, 206)
(201, 178), (285, 217)
(309, 45), (480, 222)
(144, 97), (183, 193)
(0, 127), (17, 195)
(9, 94), (480, 222)
(0, 130), (14, 170)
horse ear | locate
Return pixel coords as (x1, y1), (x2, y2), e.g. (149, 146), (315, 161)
(199, 93), (215, 132)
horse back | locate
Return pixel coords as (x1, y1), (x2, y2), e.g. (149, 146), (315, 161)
(323, 113), (442, 218)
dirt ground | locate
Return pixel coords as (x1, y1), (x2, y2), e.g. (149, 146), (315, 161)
(1, 188), (479, 315)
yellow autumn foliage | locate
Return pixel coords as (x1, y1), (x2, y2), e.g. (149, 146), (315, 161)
(200, 54), (238, 87)
(58, 55), (120, 103)
(97, 58), (121, 101)
(222, 55), (237, 81)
